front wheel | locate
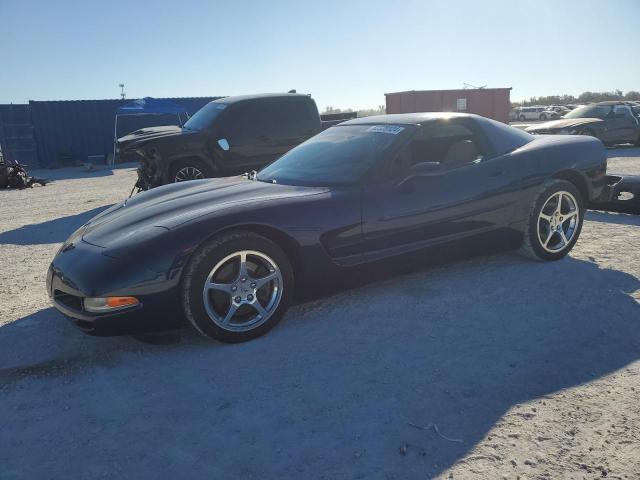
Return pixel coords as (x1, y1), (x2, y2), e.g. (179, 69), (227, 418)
(520, 179), (584, 261)
(539, 113), (547, 121)
(519, 114), (526, 121)
(170, 159), (212, 183)
(181, 231), (294, 343)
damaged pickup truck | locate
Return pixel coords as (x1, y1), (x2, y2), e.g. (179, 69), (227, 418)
(117, 92), (353, 190)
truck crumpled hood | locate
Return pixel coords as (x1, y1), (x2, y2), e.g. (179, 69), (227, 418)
(117, 125), (186, 150)
(81, 176), (328, 248)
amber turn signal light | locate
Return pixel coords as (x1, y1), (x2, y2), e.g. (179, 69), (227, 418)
(84, 296), (139, 313)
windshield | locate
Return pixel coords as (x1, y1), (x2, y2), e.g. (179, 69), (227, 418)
(257, 124), (409, 186)
(563, 105), (612, 119)
(183, 102), (227, 131)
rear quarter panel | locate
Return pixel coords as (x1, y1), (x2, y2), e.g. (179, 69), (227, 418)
(508, 135), (607, 221)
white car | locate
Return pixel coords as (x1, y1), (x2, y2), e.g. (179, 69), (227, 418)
(513, 106), (557, 121)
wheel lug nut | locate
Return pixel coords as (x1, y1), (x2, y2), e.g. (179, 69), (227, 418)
(241, 277), (246, 283)
(234, 296), (241, 303)
(247, 294), (254, 301)
(231, 286), (237, 292)
(250, 282), (257, 288)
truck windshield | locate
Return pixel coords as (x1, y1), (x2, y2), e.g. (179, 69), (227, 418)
(257, 124), (410, 187)
(183, 102), (227, 131)
(564, 105), (611, 119)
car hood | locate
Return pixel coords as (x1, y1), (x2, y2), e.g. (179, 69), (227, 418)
(81, 176), (328, 248)
(116, 125), (187, 150)
(526, 117), (603, 132)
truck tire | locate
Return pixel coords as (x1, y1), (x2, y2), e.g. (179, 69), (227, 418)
(170, 158), (213, 183)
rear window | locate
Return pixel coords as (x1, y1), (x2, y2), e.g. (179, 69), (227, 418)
(478, 117), (533, 155)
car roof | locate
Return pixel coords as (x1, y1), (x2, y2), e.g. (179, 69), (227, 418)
(340, 112), (480, 126)
(213, 93), (311, 105)
(594, 101), (628, 106)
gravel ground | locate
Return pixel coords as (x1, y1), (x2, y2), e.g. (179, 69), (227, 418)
(1, 149), (639, 479)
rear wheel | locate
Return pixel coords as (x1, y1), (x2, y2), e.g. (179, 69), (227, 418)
(170, 159), (212, 183)
(539, 113), (547, 121)
(519, 114), (526, 121)
(181, 231), (294, 343)
(520, 179), (584, 261)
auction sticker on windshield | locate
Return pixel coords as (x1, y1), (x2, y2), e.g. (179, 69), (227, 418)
(367, 125), (405, 134)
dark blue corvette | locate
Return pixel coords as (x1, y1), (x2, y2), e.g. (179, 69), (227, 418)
(48, 113), (607, 342)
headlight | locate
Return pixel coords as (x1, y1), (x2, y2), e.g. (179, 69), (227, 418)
(84, 296), (139, 313)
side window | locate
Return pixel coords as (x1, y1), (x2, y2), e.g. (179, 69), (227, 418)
(223, 102), (271, 145)
(613, 105), (632, 118)
(391, 121), (486, 176)
(270, 100), (317, 140)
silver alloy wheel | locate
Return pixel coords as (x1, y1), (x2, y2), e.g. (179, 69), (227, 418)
(174, 166), (205, 182)
(202, 250), (283, 332)
(537, 190), (580, 253)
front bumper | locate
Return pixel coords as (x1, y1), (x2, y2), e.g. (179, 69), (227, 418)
(47, 241), (184, 336)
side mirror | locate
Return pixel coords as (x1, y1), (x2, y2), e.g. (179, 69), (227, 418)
(217, 138), (230, 151)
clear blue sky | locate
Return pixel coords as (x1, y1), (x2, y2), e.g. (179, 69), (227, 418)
(1, 0), (639, 110)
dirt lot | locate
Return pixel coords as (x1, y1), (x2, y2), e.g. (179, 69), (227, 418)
(1, 149), (639, 479)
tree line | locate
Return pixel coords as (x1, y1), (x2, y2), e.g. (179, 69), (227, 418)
(513, 90), (640, 107)
(323, 105), (386, 117)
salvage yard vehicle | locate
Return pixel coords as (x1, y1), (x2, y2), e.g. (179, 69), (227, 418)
(526, 102), (640, 146)
(513, 106), (550, 121)
(117, 93), (354, 191)
(590, 174), (640, 214)
(49, 113), (608, 342)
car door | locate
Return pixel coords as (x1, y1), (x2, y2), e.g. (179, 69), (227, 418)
(605, 105), (640, 143)
(215, 101), (279, 174)
(360, 119), (518, 261)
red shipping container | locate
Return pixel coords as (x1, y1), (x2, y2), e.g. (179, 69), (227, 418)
(385, 88), (511, 123)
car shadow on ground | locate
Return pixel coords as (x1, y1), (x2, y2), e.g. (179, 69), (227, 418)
(585, 210), (640, 226)
(606, 145), (640, 158)
(0, 205), (111, 245)
(28, 162), (138, 182)
(1, 251), (639, 478)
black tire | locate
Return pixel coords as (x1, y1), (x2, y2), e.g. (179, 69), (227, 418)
(169, 158), (213, 183)
(520, 179), (585, 261)
(519, 114), (526, 121)
(181, 231), (294, 343)
(540, 113), (547, 121)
